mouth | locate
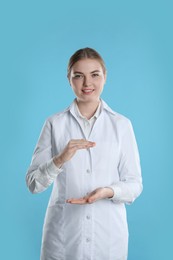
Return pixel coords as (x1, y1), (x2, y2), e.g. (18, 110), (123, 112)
(82, 89), (94, 94)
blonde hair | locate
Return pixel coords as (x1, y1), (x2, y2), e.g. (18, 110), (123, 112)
(67, 47), (106, 78)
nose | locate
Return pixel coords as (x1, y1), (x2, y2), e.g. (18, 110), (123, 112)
(83, 76), (92, 87)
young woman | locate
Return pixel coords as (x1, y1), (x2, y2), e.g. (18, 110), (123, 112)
(26, 47), (143, 260)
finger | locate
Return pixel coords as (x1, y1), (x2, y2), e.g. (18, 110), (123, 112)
(66, 198), (85, 203)
(70, 142), (95, 148)
(69, 140), (96, 146)
(66, 198), (87, 204)
(68, 144), (95, 152)
(70, 139), (93, 143)
(69, 139), (86, 143)
(76, 143), (96, 149)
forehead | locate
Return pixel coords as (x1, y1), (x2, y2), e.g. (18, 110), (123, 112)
(71, 58), (103, 73)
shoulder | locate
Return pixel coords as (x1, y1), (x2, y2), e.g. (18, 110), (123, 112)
(102, 99), (132, 127)
(41, 106), (70, 130)
(49, 108), (69, 122)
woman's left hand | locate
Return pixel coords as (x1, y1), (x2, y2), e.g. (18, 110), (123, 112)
(66, 187), (114, 204)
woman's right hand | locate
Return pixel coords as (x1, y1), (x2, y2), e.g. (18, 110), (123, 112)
(53, 139), (96, 168)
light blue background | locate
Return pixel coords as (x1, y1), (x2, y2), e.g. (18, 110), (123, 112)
(1, 0), (173, 259)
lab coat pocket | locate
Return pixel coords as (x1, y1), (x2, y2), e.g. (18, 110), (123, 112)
(41, 203), (66, 258)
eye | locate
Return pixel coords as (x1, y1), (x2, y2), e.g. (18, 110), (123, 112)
(91, 73), (99, 78)
(73, 74), (83, 79)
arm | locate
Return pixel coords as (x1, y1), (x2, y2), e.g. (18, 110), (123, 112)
(25, 119), (62, 194)
(26, 119), (96, 194)
(107, 119), (143, 204)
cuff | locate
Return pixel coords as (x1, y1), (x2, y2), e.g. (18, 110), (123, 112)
(46, 158), (63, 179)
(105, 185), (122, 201)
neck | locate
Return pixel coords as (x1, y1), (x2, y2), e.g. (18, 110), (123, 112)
(76, 99), (100, 119)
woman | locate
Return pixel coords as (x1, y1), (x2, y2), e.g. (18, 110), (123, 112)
(26, 47), (143, 260)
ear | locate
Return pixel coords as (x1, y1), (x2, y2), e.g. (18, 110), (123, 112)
(104, 71), (107, 84)
(67, 75), (72, 86)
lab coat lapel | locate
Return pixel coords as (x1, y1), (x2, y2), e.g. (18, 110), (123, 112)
(68, 100), (87, 139)
(88, 99), (115, 140)
(68, 99), (116, 140)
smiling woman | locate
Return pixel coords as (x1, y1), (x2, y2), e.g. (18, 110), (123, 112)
(26, 47), (143, 260)
(68, 58), (106, 114)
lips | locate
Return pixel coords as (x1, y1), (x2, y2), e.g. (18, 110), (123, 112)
(82, 89), (94, 94)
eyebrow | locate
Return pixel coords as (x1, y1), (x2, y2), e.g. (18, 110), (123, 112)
(73, 70), (101, 74)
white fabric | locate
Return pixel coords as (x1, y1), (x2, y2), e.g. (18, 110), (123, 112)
(74, 99), (101, 138)
(26, 99), (143, 260)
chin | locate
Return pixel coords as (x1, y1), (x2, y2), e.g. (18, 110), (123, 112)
(76, 94), (100, 103)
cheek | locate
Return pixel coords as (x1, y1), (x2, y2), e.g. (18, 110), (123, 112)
(71, 81), (82, 91)
(96, 79), (105, 88)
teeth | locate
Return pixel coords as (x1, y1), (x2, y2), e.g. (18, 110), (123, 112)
(83, 90), (93, 93)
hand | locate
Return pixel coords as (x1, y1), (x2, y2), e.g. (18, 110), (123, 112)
(53, 139), (96, 167)
(66, 187), (114, 204)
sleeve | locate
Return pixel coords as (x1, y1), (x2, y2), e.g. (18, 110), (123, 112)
(25, 119), (63, 194)
(106, 119), (143, 205)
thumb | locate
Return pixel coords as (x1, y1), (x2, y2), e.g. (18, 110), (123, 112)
(87, 193), (99, 204)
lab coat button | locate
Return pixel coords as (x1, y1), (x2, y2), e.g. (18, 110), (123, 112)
(86, 237), (91, 242)
(86, 215), (91, 219)
(86, 169), (91, 174)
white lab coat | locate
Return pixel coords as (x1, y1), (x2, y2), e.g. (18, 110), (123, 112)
(26, 99), (143, 260)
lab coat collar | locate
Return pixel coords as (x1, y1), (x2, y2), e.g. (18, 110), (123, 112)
(101, 99), (117, 115)
(68, 99), (116, 118)
(74, 99), (101, 119)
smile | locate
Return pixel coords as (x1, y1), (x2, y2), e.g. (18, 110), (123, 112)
(82, 89), (94, 94)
